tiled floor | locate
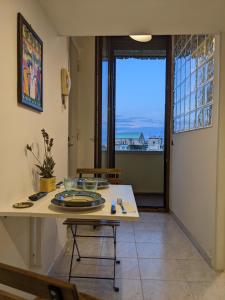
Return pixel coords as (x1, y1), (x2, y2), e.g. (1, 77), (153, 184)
(50, 213), (225, 300)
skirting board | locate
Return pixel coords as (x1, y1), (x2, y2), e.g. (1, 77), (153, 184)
(170, 210), (212, 267)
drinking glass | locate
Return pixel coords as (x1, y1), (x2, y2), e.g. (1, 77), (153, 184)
(64, 178), (75, 191)
(82, 179), (98, 192)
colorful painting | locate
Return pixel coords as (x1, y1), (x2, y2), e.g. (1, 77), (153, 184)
(18, 13), (43, 111)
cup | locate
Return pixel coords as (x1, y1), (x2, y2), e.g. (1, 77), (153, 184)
(82, 179), (98, 192)
(64, 178), (76, 191)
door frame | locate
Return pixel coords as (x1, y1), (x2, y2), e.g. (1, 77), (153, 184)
(94, 36), (172, 211)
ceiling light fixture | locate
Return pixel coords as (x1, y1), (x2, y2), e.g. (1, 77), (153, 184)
(129, 35), (152, 42)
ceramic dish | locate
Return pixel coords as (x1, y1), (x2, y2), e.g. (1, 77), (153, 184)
(51, 190), (103, 208)
(12, 202), (33, 209)
(51, 197), (105, 211)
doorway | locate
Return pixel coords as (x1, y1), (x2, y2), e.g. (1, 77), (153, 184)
(95, 36), (172, 211)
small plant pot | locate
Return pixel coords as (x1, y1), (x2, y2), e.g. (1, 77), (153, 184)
(40, 177), (56, 192)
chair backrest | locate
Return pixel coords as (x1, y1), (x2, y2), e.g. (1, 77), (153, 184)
(0, 262), (79, 300)
(77, 168), (122, 184)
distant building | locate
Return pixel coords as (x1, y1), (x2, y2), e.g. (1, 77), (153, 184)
(115, 144), (130, 151)
(116, 132), (145, 145)
(115, 132), (146, 151)
(147, 137), (163, 151)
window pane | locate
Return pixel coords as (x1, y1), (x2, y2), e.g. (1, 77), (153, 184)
(115, 58), (166, 151)
(173, 34), (215, 133)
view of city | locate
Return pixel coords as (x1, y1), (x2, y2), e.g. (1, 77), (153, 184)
(102, 57), (166, 152)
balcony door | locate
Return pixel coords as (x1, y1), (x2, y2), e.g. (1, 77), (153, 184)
(95, 36), (172, 211)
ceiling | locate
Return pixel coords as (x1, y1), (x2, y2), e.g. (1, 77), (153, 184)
(39, 0), (225, 36)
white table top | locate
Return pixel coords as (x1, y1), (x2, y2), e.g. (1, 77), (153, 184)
(0, 185), (139, 221)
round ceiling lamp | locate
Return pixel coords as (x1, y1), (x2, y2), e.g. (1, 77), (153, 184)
(129, 35), (152, 42)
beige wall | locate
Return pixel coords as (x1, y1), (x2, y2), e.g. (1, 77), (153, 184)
(0, 0), (69, 272)
(115, 152), (164, 193)
(214, 32), (225, 270)
(170, 36), (220, 266)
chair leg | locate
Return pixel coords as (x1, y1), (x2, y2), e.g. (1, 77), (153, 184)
(113, 226), (119, 292)
(68, 226), (76, 282)
(73, 225), (82, 261)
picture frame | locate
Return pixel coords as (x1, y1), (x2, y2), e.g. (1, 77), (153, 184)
(17, 13), (43, 112)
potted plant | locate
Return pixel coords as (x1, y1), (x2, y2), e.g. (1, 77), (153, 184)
(27, 129), (56, 192)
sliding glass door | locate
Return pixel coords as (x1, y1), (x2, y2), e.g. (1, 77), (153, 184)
(95, 36), (172, 210)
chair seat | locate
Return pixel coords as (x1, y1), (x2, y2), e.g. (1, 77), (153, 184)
(63, 219), (120, 227)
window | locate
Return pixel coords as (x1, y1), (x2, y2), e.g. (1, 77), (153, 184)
(115, 57), (166, 152)
(173, 35), (215, 133)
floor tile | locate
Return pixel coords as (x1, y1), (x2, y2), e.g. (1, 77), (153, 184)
(142, 279), (194, 300)
(188, 281), (225, 300)
(101, 241), (137, 258)
(139, 258), (185, 280)
(177, 260), (220, 282)
(118, 221), (135, 233)
(134, 228), (189, 245)
(139, 212), (175, 223)
(70, 260), (113, 278)
(75, 237), (103, 256)
(71, 278), (143, 300)
(117, 231), (135, 242)
(116, 258), (140, 279)
(136, 242), (202, 260)
(51, 212), (220, 300)
(134, 220), (179, 232)
(189, 282), (225, 300)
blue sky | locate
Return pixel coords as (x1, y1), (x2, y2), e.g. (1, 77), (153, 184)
(102, 57), (166, 144)
(116, 58), (166, 137)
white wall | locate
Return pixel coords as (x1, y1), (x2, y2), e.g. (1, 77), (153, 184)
(68, 41), (79, 177)
(70, 37), (95, 171)
(0, 0), (69, 273)
(170, 36), (220, 266)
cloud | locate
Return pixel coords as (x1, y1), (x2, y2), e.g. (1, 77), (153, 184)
(116, 115), (164, 129)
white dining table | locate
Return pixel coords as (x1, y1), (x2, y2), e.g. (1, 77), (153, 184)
(0, 185), (139, 221)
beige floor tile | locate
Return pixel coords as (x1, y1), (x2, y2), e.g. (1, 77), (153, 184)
(177, 260), (220, 282)
(75, 237), (103, 256)
(65, 237), (103, 254)
(134, 228), (189, 245)
(71, 261), (113, 278)
(136, 242), (202, 260)
(77, 225), (106, 235)
(134, 220), (179, 232)
(188, 281), (225, 300)
(142, 279), (194, 300)
(118, 221), (135, 233)
(139, 258), (186, 280)
(73, 278), (143, 300)
(101, 241), (137, 258)
(116, 258), (140, 279)
(117, 231), (135, 242)
(139, 212), (174, 223)
(51, 212), (213, 300)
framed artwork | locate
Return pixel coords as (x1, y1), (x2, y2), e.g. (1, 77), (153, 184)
(17, 13), (43, 112)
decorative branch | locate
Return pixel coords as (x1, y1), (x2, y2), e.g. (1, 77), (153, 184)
(26, 129), (55, 178)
